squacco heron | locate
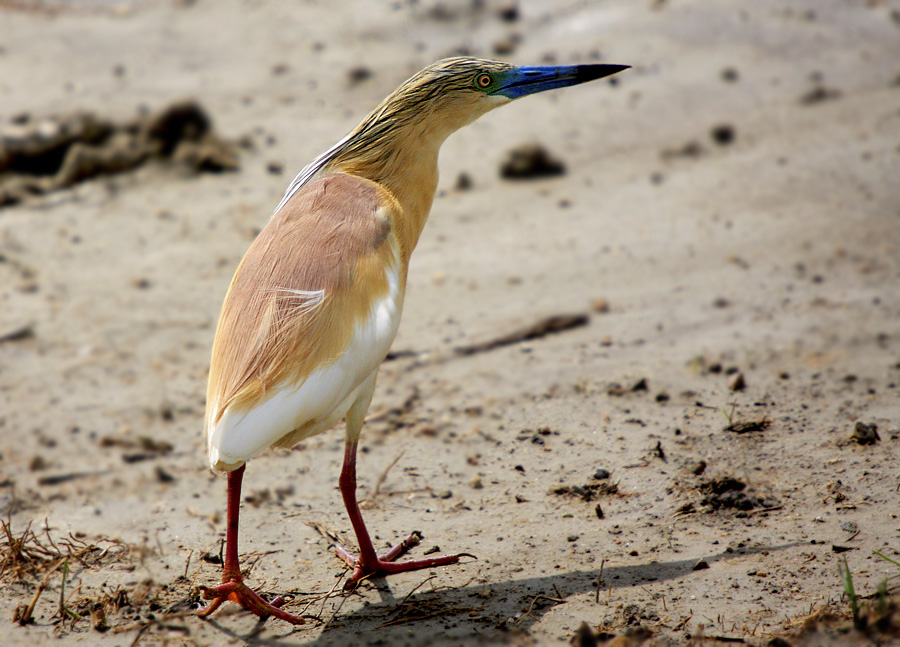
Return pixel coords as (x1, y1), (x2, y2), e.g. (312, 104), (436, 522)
(197, 56), (628, 623)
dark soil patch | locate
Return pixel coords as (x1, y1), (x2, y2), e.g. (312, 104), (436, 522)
(0, 101), (238, 207)
(697, 476), (776, 512)
(551, 482), (619, 502)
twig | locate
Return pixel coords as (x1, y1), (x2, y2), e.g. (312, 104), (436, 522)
(37, 471), (110, 486)
(130, 623), (149, 647)
(372, 452), (405, 501)
(14, 566), (54, 625)
(182, 549), (192, 580)
(0, 322), (33, 344)
(515, 594), (565, 624)
(385, 313), (590, 366)
(454, 313), (589, 357)
(296, 575), (343, 621)
(397, 575), (437, 607)
(323, 573), (356, 626)
(551, 583), (564, 601)
(595, 558), (605, 603)
(744, 505), (783, 516)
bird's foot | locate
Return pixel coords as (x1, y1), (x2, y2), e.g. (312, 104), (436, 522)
(197, 578), (304, 624)
(334, 531), (475, 589)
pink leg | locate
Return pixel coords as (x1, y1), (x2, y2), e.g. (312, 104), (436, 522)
(197, 465), (304, 624)
(334, 439), (474, 588)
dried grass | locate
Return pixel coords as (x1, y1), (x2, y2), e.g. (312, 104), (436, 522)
(1, 516), (128, 583)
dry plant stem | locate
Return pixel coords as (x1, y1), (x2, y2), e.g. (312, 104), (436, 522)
(15, 566), (54, 625)
(197, 465), (304, 624)
(372, 451), (405, 501)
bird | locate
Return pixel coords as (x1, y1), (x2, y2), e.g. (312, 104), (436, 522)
(197, 56), (629, 624)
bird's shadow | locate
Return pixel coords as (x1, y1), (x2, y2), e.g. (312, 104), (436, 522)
(201, 542), (796, 646)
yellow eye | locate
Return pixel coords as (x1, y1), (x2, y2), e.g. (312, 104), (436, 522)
(475, 73), (492, 89)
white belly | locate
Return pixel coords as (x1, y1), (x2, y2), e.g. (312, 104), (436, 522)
(207, 262), (403, 471)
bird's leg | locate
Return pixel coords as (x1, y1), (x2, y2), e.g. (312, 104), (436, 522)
(334, 438), (473, 589)
(197, 464), (304, 624)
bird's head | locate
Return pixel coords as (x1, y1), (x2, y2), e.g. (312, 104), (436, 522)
(302, 56), (628, 206)
(365, 56), (630, 140)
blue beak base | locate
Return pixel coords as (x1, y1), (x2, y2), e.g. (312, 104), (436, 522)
(493, 64), (630, 99)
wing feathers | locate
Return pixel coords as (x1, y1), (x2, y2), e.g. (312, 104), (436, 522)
(206, 173), (400, 454)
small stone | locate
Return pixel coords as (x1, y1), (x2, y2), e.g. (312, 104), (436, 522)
(711, 124), (735, 146)
(567, 534), (579, 542)
(470, 477), (483, 489)
(800, 85), (841, 105)
(692, 559), (709, 571)
(347, 66), (373, 85)
(850, 421), (879, 445)
(591, 297), (610, 313)
(592, 468), (611, 480)
(201, 551), (222, 564)
(728, 372), (746, 391)
(497, 1), (519, 22)
(721, 67), (739, 83)
(155, 466), (176, 483)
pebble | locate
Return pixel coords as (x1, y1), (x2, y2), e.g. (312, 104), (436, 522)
(850, 421), (879, 445)
(728, 372), (746, 391)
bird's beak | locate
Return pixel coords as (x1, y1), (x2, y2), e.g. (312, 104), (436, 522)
(493, 64), (630, 99)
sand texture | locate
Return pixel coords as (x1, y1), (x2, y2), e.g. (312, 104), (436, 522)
(1, 1), (899, 645)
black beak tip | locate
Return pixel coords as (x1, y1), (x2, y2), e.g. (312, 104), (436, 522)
(579, 64), (631, 83)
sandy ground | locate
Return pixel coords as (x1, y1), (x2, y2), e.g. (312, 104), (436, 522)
(1, 1), (899, 645)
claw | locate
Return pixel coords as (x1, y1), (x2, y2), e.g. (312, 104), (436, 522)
(197, 579), (304, 625)
(333, 531), (475, 589)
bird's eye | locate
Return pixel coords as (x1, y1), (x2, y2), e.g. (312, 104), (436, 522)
(475, 73), (493, 89)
